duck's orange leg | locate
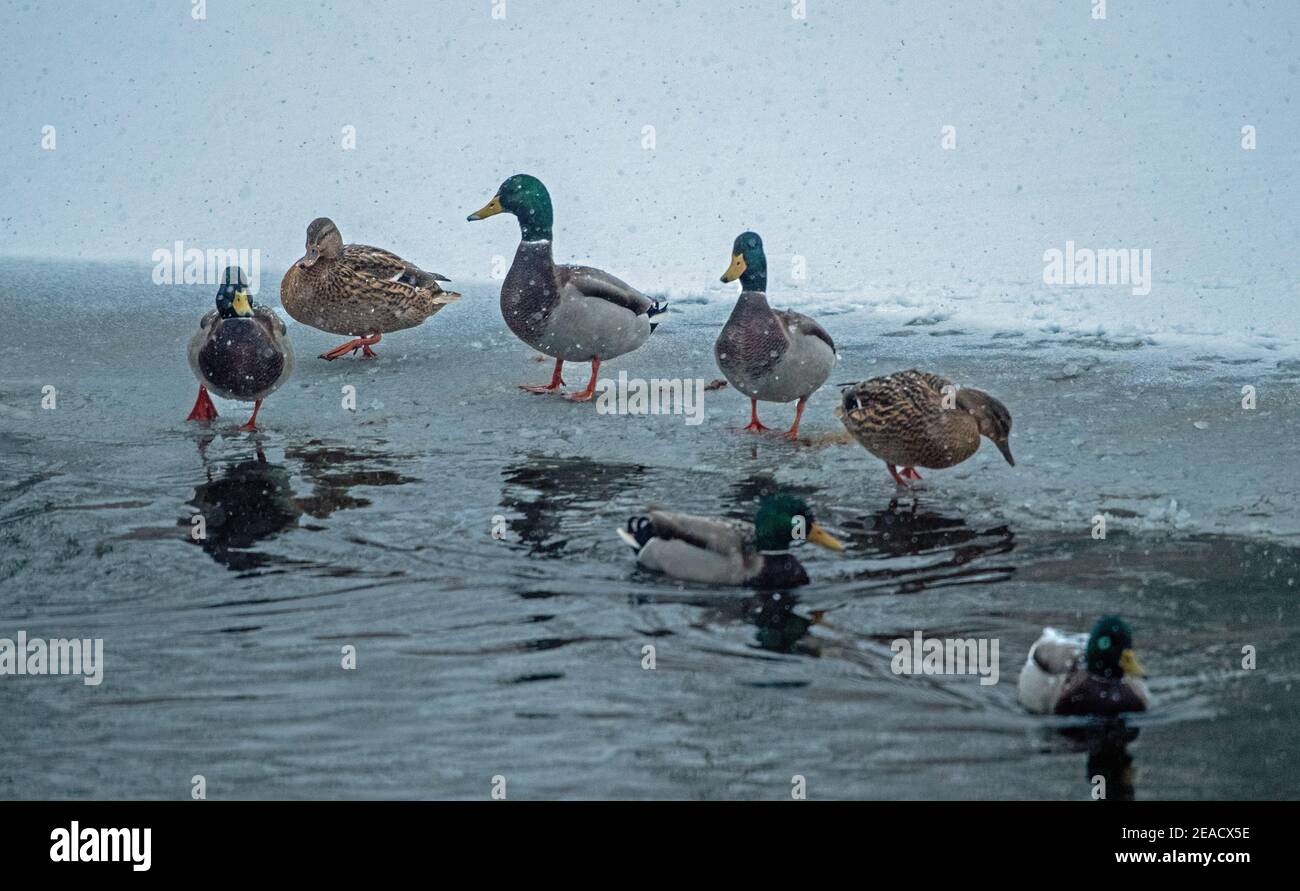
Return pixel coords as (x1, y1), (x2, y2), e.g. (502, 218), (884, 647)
(902, 467), (923, 480)
(784, 397), (808, 440)
(886, 462), (909, 486)
(741, 399), (771, 433)
(238, 400), (263, 432)
(566, 358), (601, 402)
(186, 385), (219, 422)
(320, 332), (381, 361)
(522, 358), (566, 394)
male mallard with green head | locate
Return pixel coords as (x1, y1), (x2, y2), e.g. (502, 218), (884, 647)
(187, 266), (294, 432)
(836, 370), (1014, 486)
(467, 174), (667, 401)
(280, 217), (461, 360)
(617, 494), (844, 588)
(1018, 616), (1151, 716)
(716, 231), (836, 438)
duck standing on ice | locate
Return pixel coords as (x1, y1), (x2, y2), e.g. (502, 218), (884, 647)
(187, 266), (294, 432)
(280, 217), (460, 361)
(467, 174), (666, 401)
(715, 231), (836, 438)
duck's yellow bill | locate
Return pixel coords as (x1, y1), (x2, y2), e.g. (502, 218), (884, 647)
(1119, 648), (1145, 677)
(807, 522), (844, 551)
(467, 195), (503, 221)
(720, 253), (746, 283)
(232, 290), (252, 317)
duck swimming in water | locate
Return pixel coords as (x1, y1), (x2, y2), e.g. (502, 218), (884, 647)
(467, 174), (667, 400)
(617, 494), (843, 588)
(1018, 616), (1151, 716)
(187, 266), (294, 432)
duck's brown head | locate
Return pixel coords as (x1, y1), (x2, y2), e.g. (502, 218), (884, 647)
(956, 388), (1014, 466)
(297, 217), (343, 269)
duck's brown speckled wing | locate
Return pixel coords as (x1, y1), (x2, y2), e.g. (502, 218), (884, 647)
(842, 370), (949, 423)
(775, 309), (835, 353)
(839, 369), (979, 468)
(644, 510), (756, 556)
(344, 244), (452, 291)
(556, 265), (658, 315)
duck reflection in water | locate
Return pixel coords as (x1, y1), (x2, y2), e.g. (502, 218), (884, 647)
(837, 497), (1017, 595)
(742, 591), (826, 656)
(183, 441), (416, 570)
(1060, 719), (1139, 801)
(184, 448), (299, 571)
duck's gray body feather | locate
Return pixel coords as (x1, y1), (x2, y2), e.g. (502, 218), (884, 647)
(618, 510), (813, 588)
(714, 291), (835, 403)
(629, 510), (762, 585)
(502, 241), (656, 362)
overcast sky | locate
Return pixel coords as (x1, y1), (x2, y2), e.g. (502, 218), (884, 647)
(2, 0), (1296, 305)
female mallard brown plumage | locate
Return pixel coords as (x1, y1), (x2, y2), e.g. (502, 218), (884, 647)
(836, 369), (1014, 486)
(616, 494), (843, 588)
(466, 174), (667, 401)
(187, 266), (294, 432)
(280, 217), (461, 360)
(1018, 616), (1151, 716)
(715, 231), (836, 438)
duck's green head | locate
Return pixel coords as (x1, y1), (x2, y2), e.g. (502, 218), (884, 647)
(215, 266), (253, 319)
(467, 174), (554, 240)
(720, 231), (767, 292)
(1085, 615), (1145, 679)
(753, 494), (844, 553)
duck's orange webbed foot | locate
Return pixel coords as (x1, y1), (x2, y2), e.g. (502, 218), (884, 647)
(320, 332), (381, 361)
(565, 358), (601, 402)
(783, 397), (808, 440)
(237, 400), (263, 432)
(237, 400), (262, 431)
(522, 358), (566, 394)
(186, 385), (219, 423)
(741, 399), (770, 433)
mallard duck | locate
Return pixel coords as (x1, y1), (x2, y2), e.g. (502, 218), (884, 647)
(280, 217), (461, 360)
(1018, 616), (1151, 716)
(616, 494), (843, 587)
(716, 232), (836, 438)
(836, 370), (1014, 486)
(187, 266), (294, 431)
(467, 174), (667, 400)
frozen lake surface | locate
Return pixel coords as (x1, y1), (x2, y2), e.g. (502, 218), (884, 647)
(1, 259), (1298, 799)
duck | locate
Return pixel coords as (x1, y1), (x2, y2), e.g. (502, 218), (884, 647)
(836, 370), (1014, 486)
(617, 494), (843, 588)
(467, 174), (667, 401)
(187, 266), (294, 432)
(1018, 616), (1151, 716)
(716, 232), (836, 438)
(280, 217), (461, 360)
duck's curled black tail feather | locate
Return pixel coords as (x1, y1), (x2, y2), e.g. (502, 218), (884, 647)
(624, 515), (656, 551)
(648, 300), (668, 333)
